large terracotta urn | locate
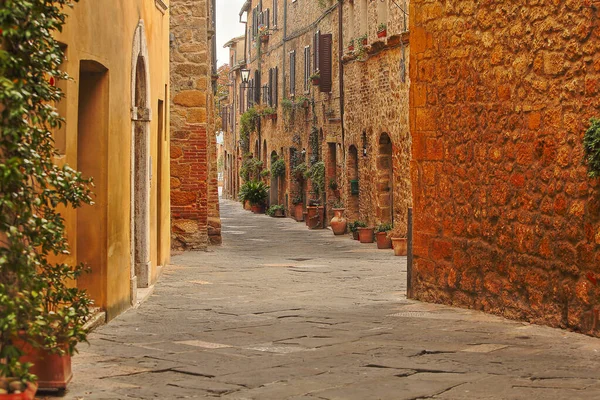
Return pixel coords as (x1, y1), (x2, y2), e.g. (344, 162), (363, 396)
(294, 203), (304, 221)
(306, 206), (324, 229)
(330, 208), (347, 235)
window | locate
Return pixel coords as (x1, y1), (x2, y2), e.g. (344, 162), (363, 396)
(313, 30), (320, 72)
(273, 0), (278, 27)
(304, 46), (311, 93)
(318, 34), (332, 93)
(289, 51), (296, 96)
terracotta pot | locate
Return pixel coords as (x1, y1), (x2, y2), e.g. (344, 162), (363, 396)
(348, 45), (354, 52)
(352, 230), (360, 240)
(274, 209), (285, 217)
(392, 237), (408, 256)
(260, 34), (269, 43)
(311, 77), (320, 86)
(377, 29), (387, 38)
(376, 232), (392, 249)
(358, 227), (374, 243)
(361, 38), (368, 46)
(0, 382), (38, 400)
(16, 339), (72, 391)
(330, 208), (347, 235)
(294, 204), (304, 221)
(251, 204), (264, 214)
(306, 206), (324, 229)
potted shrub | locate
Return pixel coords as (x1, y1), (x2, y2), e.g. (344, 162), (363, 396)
(349, 220), (366, 240)
(0, 1), (94, 395)
(271, 158), (286, 178)
(377, 23), (387, 38)
(330, 201), (347, 235)
(239, 181), (269, 213)
(258, 24), (270, 43)
(266, 204), (285, 218)
(358, 33), (368, 46)
(358, 226), (375, 243)
(296, 96), (310, 109)
(305, 162), (325, 229)
(310, 71), (320, 86)
(329, 179), (340, 198)
(375, 223), (393, 249)
(291, 195), (304, 222)
(292, 162), (307, 181)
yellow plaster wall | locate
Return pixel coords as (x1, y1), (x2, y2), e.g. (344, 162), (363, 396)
(55, 0), (171, 320)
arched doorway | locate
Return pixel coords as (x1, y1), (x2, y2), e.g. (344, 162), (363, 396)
(131, 21), (151, 302)
(347, 145), (359, 221)
(377, 133), (393, 224)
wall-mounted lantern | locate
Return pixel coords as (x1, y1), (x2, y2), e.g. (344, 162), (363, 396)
(241, 68), (250, 84)
(362, 132), (367, 157)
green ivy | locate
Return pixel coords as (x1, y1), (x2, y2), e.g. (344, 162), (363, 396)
(306, 161), (325, 201)
(584, 118), (600, 178)
(0, 0), (94, 383)
(239, 107), (258, 153)
(271, 158), (286, 178)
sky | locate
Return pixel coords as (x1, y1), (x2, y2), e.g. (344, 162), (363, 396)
(216, 0), (248, 67)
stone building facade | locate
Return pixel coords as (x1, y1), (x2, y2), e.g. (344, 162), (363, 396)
(410, 1), (600, 334)
(170, 0), (222, 249)
(55, 0), (171, 319)
(222, 0), (411, 234)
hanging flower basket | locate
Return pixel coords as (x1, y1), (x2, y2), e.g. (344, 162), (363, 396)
(260, 34), (270, 43)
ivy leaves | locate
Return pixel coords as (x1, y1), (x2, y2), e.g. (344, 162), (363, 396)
(584, 118), (600, 178)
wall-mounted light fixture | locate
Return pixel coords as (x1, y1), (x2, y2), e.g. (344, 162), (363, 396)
(362, 132), (367, 157)
(241, 68), (250, 84)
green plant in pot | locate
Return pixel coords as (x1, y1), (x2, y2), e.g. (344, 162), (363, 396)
(266, 204), (285, 217)
(239, 181), (269, 213)
(271, 159), (286, 178)
(375, 223), (393, 249)
(349, 221), (367, 240)
(0, 0), (94, 395)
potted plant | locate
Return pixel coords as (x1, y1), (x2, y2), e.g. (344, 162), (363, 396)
(292, 162), (308, 181)
(266, 204), (285, 218)
(375, 223), (393, 249)
(358, 33), (368, 46)
(347, 38), (355, 52)
(329, 178), (340, 198)
(330, 200), (347, 235)
(0, 1), (94, 395)
(291, 195), (304, 222)
(258, 24), (270, 43)
(310, 71), (320, 86)
(377, 23), (387, 38)
(261, 106), (277, 120)
(358, 226), (375, 243)
(296, 96), (310, 109)
(260, 169), (271, 179)
(271, 158), (286, 178)
(349, 220), (366, 240)
(305, 162), (325, 229)
(392, 237), (408, 256)
(239, 181), (269, 213)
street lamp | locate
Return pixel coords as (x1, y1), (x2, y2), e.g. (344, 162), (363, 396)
(241, 68), (250, 85)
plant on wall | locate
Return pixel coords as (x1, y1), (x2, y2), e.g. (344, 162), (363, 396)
(271, 158), (286, 178)
(309, 126), (320, 165)
(281, 99), (295, 129)
(306, 161), (326, 202)
(0, 0), (95, 387)
(239, 107), (258, 153)
(584, 118), (600, 178)
(240, 156), (263, 181)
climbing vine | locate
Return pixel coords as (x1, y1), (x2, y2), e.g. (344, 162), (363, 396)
(239, 107), (258, 153)
(584, 118), (600, 178)
(0, 0), (94, 382)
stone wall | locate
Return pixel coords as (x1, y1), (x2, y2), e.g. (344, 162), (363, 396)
(341, 0), (411, 234)
(410, 0), (600, 335)
(170, 0), (221, 250)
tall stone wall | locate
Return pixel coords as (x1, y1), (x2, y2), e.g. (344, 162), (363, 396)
(170, 0), (221, 250)
(410, 1), (600, 334)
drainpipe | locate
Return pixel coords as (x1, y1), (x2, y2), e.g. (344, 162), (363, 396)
(337, 1), (346, 176)
(282, 0), (287, 98)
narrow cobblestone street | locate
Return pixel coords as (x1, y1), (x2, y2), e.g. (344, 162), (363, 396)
(61, 200), (600, 399)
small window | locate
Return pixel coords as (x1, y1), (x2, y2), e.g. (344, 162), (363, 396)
(289, 51), (296, 96)
(304, 46), (311, 93)
(273, 0), (278, 27)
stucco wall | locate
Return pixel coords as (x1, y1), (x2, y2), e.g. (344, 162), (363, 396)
(56, 0), (171, 319)
(410, 0), (600, 335)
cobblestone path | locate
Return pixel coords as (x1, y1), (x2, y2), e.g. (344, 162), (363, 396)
(61, 199), (600, 399)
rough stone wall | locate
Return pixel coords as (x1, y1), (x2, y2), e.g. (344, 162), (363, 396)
(170, 0), (221, 250)
(410, 1), (600, 335)
(341, 1), (411, 235)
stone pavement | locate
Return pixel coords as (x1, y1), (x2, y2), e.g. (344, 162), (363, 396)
(54, 199), (600, 399)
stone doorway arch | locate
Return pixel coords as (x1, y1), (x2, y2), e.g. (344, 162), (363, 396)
(377, 133), (393, 224)
(130, 20), (152, 304)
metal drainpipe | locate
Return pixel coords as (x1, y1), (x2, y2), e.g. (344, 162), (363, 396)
(337, 1), (346, 179)
(282, 0), (287, 98)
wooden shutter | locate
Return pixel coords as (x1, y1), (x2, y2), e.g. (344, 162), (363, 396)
(268, 68), (273, 106)
(265, 9), (270, 29)
(319, 34), (332, 93)
(274, 66), (279, 106)
(273, 0), (278, 26)
(304, 46), (310, 92)
(290, 51), (296, 96)
(313, 30), (320, 72)
(254, 70), (261, 104)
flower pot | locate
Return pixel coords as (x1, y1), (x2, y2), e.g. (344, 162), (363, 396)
(352, 230), (360, 240)
(311, 77), (320, 86)
(303, 211), (309, 225)
(348, 45), (354, 52)
(392, 237), (408, 256)
(274, 209), (285, 217)
(0, 382), (38, 400)
(260, 34), (269, 43)
(294, 204), (304, 221)
(361, 38), (368, 46)
(15, 338), (72, 391)
(330, 208), (347, 235)
(376, 232), (392, 249)
(358, 227), (374, 243)
(377, 29), (387, 38)
(251, 204), (264, 214)
(307, 206), (324, 229)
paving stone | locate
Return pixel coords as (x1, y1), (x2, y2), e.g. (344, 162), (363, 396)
(58, 200), (600, 399)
